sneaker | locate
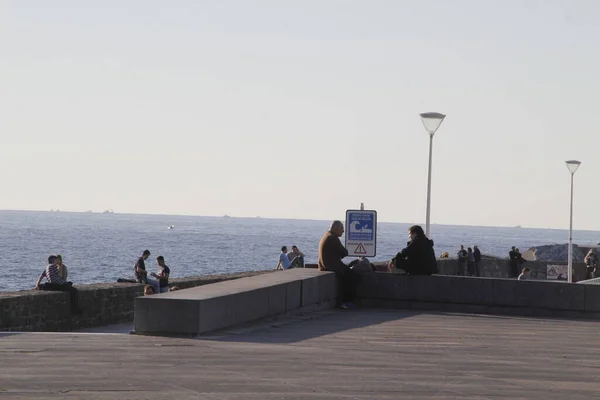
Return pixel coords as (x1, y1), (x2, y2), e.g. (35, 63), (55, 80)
(340, 302), (357, 309)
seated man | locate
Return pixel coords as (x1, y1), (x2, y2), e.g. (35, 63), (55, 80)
(389, 225), (438, 276)
(287, 245), (305, 268)
(318, 220), (360, 309)
(35, 255), (83, 315)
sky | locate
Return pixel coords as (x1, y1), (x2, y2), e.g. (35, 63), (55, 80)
(1, 0), (599, 229)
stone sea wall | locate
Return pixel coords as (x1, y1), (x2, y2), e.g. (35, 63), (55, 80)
(0, 271), (269, 332)
(366, 258), (588, 280)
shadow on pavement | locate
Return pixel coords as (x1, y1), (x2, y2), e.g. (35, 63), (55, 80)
(202, 308), (419, 344)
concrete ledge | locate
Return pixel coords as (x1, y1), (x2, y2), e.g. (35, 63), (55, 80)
(357, 273), (594, 318)
(0, 271), (269, 332)
(133, 269), (337, 335)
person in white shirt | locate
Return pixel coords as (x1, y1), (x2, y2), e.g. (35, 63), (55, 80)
(276, 246), (293, 270)
(518, 267), (531, 280)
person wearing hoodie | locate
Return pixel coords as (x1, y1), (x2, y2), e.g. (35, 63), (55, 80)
(388, 225), (438, 275)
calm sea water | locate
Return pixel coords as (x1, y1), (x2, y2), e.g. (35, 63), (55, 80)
(1, 210), (599, 292)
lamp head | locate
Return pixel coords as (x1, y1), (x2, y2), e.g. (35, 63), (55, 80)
(419, 112), (446, 135)
(565, 160), (581, 175)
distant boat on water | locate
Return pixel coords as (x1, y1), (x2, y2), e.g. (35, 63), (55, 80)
(168, 225), (175, 230)
(103, 210), (114, 214)
(514, 225), (522, 229)
(223, 215), (231, 218)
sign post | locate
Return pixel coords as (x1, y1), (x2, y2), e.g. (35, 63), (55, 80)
(345, 209), (377, 257)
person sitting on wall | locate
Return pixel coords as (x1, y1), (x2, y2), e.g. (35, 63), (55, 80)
(55, 255), (68, 281)
(388, 225), (438, 276)
(35, 255), (83, 315)
(275, 246), (303, 270)
(517, 267), (531, 280)
(318, 220), (360, 309)
(288, 245), (305, 268)
(584, 249), (597, 280)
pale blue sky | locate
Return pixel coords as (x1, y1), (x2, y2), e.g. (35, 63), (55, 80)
(1, 1), (599, 230)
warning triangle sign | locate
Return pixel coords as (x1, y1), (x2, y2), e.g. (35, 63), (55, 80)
(354, 243), (367, 255)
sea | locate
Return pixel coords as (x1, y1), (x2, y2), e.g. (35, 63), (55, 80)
(1, 210), (599, 292)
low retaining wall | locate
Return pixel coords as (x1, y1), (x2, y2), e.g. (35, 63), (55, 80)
(357, 272), (600, 319)
(133, 269), (338, 335)
(0, 271), (269, 332)
(437, 258), (588, 280)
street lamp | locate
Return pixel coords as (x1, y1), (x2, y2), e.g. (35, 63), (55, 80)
(566, 160), (581, 283)
(419, 112), (446, 237)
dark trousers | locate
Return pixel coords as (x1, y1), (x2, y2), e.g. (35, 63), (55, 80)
(474, 261), (481, 277)
(40, 282), (82, 315)
(396, 258), (434, 276)
(336, 266), (360, 304)
(509, 261), (519, 278)
(467, 261), (475, 276)
(457, 261), (467, 276)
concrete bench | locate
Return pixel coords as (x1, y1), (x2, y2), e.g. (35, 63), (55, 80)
(133, 269), (337, 335)
(357, 273), (600, 319)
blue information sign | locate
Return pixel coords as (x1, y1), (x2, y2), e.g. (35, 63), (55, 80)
(345, 210), (377, 257)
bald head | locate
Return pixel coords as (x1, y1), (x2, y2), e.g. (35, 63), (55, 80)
(329, 220), (344, 237)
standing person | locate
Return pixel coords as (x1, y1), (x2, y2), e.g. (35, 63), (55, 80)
(584, 249), (597, 280)
(135, 250), (159, 293)
(516, 248), (525, 272)
(467, 247), (476, 276)
(55, 255), (69, 281)
(134, 250), (151, 283)
(318, 220), (359, 309)
(473, 246), (482, 277)
(35, 255), (83, 315)
(457, 245), (468, 276)
(509, 246), (519, 278)
(388, 225), (438, 275)
(288, 245), (305, 268)
(150, 256), (170, 293)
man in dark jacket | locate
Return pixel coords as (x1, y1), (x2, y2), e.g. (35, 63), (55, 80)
(473, 246), (482, 277)
(318, 220), (360, 308)
(508, 246), (519, 277)
(390, 225), (438, 275)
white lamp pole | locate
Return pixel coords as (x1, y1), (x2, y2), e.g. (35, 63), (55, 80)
(419, 112), (446, 237)
(566, 160), (581, 283)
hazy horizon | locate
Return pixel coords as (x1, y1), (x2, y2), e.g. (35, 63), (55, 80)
(2, 1), (599, 230)
(3, 207), (600, 234)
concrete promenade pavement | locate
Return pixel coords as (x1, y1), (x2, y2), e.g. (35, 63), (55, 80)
(1, 309), (599, 399)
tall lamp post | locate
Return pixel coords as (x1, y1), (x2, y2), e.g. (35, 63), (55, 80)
(419, 112), (446, 237)
(566, 160), (581, 283)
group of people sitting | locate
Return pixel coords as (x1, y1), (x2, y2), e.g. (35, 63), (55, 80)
(35, 255), (82, 315)
(275, 245), (305, 270)
(317, 221), (437, 309)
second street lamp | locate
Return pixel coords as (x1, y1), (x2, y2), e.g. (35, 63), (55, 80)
(419, 112), (446, 238)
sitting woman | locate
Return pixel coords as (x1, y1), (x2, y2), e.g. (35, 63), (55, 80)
(55, 255), (69, 281)
(388, 225), (438, 276)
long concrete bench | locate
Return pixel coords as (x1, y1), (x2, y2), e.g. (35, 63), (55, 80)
(357, 273), (600, 319)
(133, 269), (337, 335)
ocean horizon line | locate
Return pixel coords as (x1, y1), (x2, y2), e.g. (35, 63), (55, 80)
(1, 208), (599, 235)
